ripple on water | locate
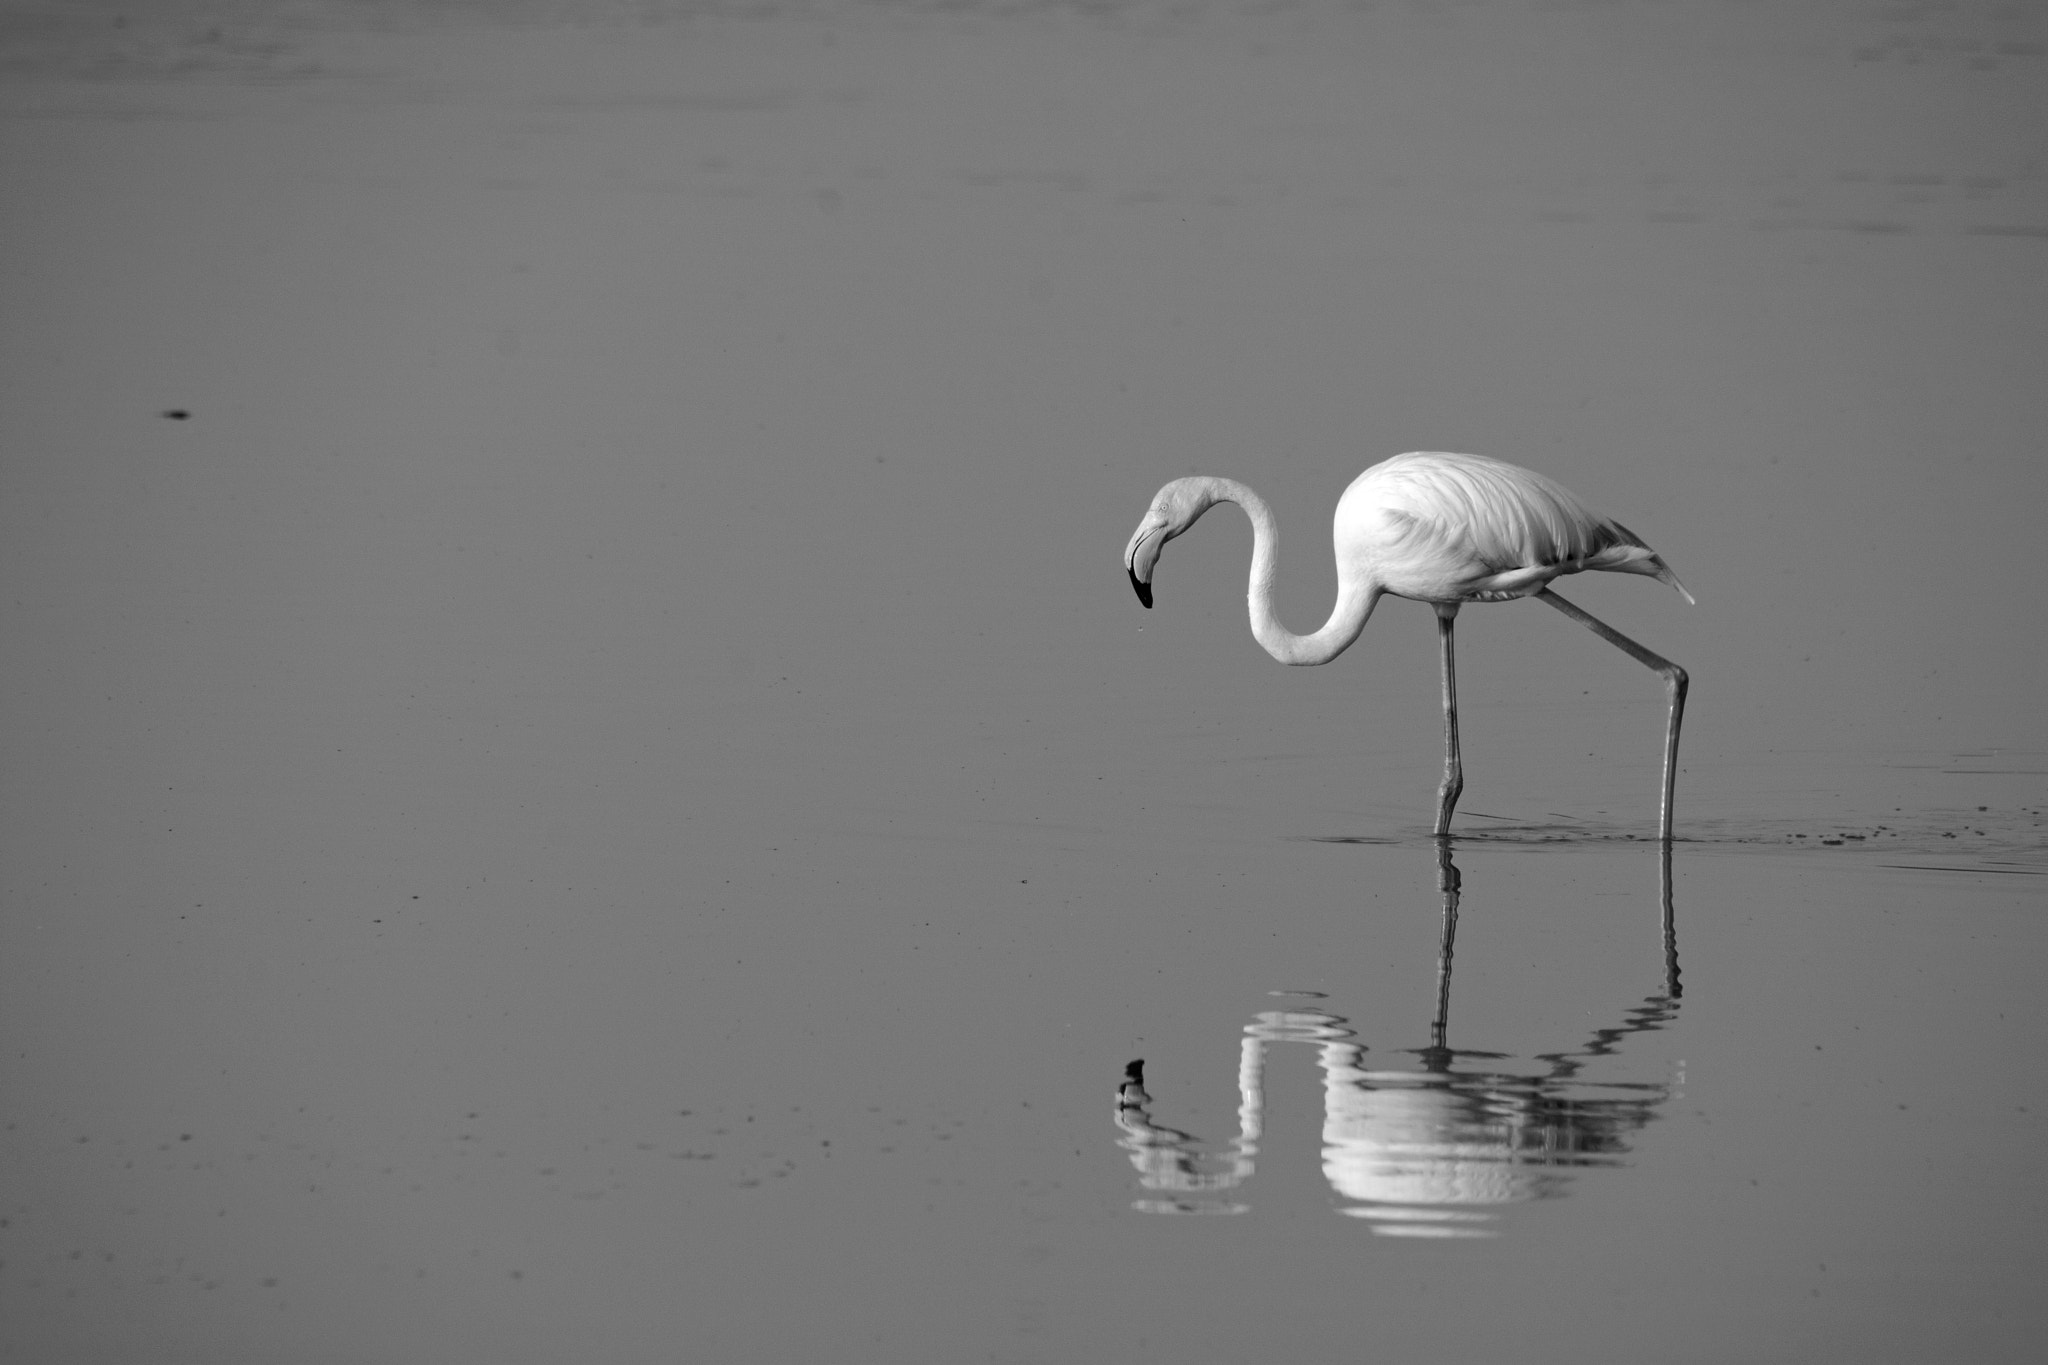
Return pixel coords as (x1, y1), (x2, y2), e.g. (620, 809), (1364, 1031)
(1302, 805), (2047, 876)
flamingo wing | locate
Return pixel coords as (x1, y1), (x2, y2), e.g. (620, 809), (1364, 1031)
(1354, 453), (1691, 602)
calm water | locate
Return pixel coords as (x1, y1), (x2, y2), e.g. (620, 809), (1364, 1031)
(3, 1), (2045, 1361)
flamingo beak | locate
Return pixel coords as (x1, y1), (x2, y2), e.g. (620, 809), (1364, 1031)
(1128, 566), (1153, 609)
(1125, 523), (1167, 609)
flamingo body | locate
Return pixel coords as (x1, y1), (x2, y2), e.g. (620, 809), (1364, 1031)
(1123, 452), (1693, 839)
(1337, 453), (1692, 606)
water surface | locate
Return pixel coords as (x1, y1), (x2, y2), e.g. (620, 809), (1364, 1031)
(2, 1), (2044, 1360)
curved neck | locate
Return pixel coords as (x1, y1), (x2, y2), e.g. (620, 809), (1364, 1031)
(1202, 477), (1378, 666)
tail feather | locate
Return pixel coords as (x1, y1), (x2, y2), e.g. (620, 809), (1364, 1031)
(1595, 543), (1696, 603)
(1650, 557), (1696, 605)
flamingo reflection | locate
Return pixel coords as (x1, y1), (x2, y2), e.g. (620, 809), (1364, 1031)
(1115, 846), (1682, 1235)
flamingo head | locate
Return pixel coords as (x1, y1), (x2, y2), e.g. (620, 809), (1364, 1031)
(1124, 478), (1215, 609)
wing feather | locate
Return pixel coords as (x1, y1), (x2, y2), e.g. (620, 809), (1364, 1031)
(1353, 452), (1688, 601)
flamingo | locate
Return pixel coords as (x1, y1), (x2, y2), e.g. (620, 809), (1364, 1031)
(1123, 451), (1693, 840)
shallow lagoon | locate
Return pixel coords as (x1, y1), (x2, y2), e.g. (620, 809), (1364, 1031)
(2, 2), (2044, 1360)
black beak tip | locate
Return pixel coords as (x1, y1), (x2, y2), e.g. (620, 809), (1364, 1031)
(1128, 567), (1153, 609)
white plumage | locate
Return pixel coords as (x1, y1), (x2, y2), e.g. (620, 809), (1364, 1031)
(1352, 452), (1692, 603)
(1123, 451), (1692, 839)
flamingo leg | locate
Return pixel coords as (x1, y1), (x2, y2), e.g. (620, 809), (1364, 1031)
(1535, 588), (1689, 842)
(1434, 604), (1463, 837)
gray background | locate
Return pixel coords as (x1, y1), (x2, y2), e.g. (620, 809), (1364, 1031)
(3, 1), (2044, 1361)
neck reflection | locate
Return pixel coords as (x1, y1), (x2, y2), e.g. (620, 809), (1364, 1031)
(1114, 845), (1682, 1234)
